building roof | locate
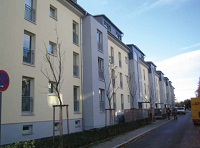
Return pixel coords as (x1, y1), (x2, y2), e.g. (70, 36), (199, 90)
(126, 44), (145, 56)
(94, 14), (123, 34)
(145, 61), (157, 68)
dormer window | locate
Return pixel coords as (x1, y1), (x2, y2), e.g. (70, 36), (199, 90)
(116, 32), (121, 40)
(104, 21), (111, 32)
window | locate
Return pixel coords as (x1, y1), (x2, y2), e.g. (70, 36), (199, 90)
(73, 21), (78, 45)
(24, 0), (35, 22)
(97, 30), (103, 52)
(104, 21), (111, 32)
(75, 120), (81, 128)
(116, 32), (121, 40)
(111, 69), (115, 87)
(118, 52), (122, 68)
(113, 93), (116, 110)
(49, 42), (57, 56)
(120, 73), (123, 89)
(22, 77), (33, 113)
(48, 81), (56, 94)
(23, 32), (34, 65)
(121, 94), (124, 110)
(74, 86), (80, 113)
(128, 95), (130, 103)
(22, 125), (33, 135)
(126, 75), (129, 84)
(50, 5), (57, 19)
(99, 89), (105, 112)
(110, 47), (114, 64)
(125, 56), (128, 64)
(54, 122), (59, 131)
(143, 69), (145, 80)
(73, 53), (79, 77)
(98, 58), (104, 80)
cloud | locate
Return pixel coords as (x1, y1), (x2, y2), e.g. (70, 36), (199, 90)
(179, 42), (200, 51)
(156, 50), (200, 102)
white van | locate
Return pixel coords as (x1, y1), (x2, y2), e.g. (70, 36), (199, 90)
(176, 107), (186, 115)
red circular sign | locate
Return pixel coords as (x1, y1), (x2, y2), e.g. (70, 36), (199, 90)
(0, 70), (10, 92)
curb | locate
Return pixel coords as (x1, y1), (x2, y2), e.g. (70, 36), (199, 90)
(115, 119), (172, 148)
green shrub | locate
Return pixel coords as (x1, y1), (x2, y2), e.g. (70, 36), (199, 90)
(1, 118), (151, 148)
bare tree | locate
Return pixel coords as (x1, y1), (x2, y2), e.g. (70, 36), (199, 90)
(127, 72), (137, 109)
(147, 85), (158, 121)
(195, 77), (200, 97)
(105, 59), (119, 125)
(40, 29), (66, 148)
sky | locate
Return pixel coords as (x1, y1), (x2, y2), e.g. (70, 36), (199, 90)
(78, 0), (200, 102)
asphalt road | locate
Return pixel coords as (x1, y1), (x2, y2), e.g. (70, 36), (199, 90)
(126, 112), (200, 148)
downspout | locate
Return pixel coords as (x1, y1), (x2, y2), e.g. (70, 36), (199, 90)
(80, 12), (87, 131)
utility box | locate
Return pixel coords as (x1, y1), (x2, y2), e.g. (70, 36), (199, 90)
(191, 97), (200, 125)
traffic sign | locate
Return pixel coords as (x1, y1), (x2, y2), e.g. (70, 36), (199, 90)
(0, 70), (10, 92)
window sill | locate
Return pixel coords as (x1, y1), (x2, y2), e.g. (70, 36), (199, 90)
(49, 16), (57, 21)
(74, 112), (81, 114)
(48, 93), (57, 96)
(73, 75), (80, 79)
(24, 18), (36, 25)
(23, 62), (35, 67)
(73, 42), (79, 46)
(21, 112), (34, 116)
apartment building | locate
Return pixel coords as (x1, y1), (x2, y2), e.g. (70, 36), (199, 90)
(127, 44), (145, 109)
(82, 14), (109, 130)
(0, 0), (87, 145)
(94, 15), (130, 113)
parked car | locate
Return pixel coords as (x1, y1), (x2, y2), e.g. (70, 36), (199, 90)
(154, 108), (165, 119)
(176, 107), (186, 115)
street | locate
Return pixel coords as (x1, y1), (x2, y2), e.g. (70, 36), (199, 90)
(126, 112), (200, 148)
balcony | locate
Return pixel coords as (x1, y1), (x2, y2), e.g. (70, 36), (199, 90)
(73, 32), (78, 45)
(24, 4), (35, 22)
(73, 65), (79, 77)
(98, 69), (104, 80)
(23, 47), (34, 65)
(22, 96), (33, 112)
(97, 42), (103, 53)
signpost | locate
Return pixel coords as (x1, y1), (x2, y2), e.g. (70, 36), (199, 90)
(0, 70), (10, 145)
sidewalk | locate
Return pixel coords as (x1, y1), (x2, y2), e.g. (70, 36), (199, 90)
(91, 118), (172, 148)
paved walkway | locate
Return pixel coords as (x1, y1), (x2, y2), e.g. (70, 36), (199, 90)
(91, 118), (172, 148)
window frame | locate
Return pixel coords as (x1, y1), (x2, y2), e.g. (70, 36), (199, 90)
(22, 125), (33, 135)
(50, 5), (57, 20)
(99, 89), (105, 112)
(73, 21), (79, 45)
(73, 52), (79, 77)
(24, 0), (36, 23)
(22, 77), (34, 115)
(97, 29), (103, 52)
(118, 52), (122, 68)
(98, 57), (104, 80)
(74, 86), (80, 113)
(48, 81), (57, 95)
(121, 94), (124, 111)
(49, 41), (57, 56)
(23, 31), (35, 65)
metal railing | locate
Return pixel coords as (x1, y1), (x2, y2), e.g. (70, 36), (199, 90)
(25, 4), (35, 22)
(119, 60), (122, 67)
(73, 65), (79, 77)
(74, 100), (80, 112)
(73, 32), (78, 45)
(22, 96), (33, 112)
(23, 47), (34, 65)
(97, 42), (103, 52)
(100, 101), (105, 112)
(98, 69), (104, 80)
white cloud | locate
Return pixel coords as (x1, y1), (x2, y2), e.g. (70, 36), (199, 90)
(179, 42), (200, 51)
(156, 50), (200, 102)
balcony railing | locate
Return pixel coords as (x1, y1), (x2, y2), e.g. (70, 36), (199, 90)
(22, 96), (33, 112)
(98, 69), (104, 80)
(100, 101), (105, 112)
(25, 4), (35, 22)
(73, 65), (79, 77)
(97, 42), (103, 52)
(23, 47), (34, 65)
(74, 100), (80, 112)
(73, 32), (78, 45)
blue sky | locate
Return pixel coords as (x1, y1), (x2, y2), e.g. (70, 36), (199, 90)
(78, 0), (200, 102)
